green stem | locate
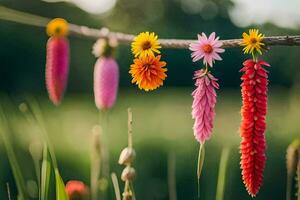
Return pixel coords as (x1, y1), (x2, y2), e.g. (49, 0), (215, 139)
(215, 148), (230, 200)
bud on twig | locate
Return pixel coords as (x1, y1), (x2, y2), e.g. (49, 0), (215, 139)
(121, 166), (136, 182)
(118, 147), (136, 165)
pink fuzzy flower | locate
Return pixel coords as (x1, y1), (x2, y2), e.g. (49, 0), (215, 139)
(189, 32), (224, 67)
(192, 69), (219, 143)
(45, 37), (69, 105)
(94, 57), (119, 110)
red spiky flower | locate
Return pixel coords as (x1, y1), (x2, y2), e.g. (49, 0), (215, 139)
(240, 59), (270, 196)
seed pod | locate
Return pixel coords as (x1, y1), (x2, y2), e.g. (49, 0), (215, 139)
(118, 147), (136, 165)
(46, 37), (69, 105)
(94, 57), (119, 110)
(121, 166), (136, 182)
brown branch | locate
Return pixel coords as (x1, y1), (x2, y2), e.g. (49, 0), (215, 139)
(1, 5), (300, 49)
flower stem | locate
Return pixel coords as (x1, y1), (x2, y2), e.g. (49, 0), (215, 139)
(197, 143), (205, 199)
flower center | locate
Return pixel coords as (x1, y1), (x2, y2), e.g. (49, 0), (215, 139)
(143, 64), (151, 68)
(203, 44), (213, 53)
(142, 41), (152, 50)
(250, 38), (257, 44)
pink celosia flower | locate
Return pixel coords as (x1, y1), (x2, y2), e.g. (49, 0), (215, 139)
(189, 32), (224, 67)
(94, 57), (119, 110)
(65, 180), (89, 200)
(192, 69), (219, 143)
(45, 37), (69, 105)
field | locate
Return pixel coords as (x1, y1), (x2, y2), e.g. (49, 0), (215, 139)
(1, 87), (299, 199)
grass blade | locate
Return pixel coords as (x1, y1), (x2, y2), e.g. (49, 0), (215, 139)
(7, 183), (12, 200)
(216, 147), (230, 200)
(0, 104), (27, 200)
(55, 169), (69, 200)
(40, 144), (51, 200)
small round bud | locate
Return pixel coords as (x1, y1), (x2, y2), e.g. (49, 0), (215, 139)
(121, 166), (136, 182)
(46, 18), (69, 37)
(65, 180), (89, 200)
(92, 39), (107, 58)
(118, 147), (136, 165)
(122, 191), (133, 200)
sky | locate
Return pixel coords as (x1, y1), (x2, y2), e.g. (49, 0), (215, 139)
(43, 0), (300, 29)
(229, 0), (300, 29)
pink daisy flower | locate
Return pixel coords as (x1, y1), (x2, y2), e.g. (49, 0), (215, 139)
(189, 32), (225, 67)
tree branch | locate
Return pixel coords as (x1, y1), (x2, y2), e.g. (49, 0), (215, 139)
(1, 5), (300, 49)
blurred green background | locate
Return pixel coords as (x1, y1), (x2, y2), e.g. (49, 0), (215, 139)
(0, 0), (300, 199)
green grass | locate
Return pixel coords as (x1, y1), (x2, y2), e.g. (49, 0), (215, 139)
(0, 87), (300, 199)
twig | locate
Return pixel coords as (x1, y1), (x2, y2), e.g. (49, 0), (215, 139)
(0, 5), (300, 49)
(127, 108), (133, 148)
(111, 173), (121, 200)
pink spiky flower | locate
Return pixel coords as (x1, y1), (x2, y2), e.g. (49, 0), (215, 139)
(94, 57), (119, 110)
(189, 32), (224, 67)
(46, 37), (69, 105)
(192, 69), (219, 143)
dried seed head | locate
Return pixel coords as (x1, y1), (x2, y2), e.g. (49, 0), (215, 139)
(122, 191), (133, 200)
(118, 147), (136, 165)
(121, 166), (136, 182)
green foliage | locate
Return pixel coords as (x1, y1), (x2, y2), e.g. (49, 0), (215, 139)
(55, 169), (69, 200)
(40, 144), (51, 200)
(0, 105), (27, 200)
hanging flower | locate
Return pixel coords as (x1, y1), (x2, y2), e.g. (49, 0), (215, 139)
(92, 38), (119, 110)
(129, 55), (167, 91)
(240, 59), (270, 196)
(242, 29), (264, 55)
(131, 32), (161, 58)
(65, 180), (89, 200)
(191, 69), (219, 143)
(94, 57), (119, 110)
(45, 18), (69, 105)
(189, 32), (224, 67)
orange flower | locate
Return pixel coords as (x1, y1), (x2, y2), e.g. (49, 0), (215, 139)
(129, 55), (167, 91)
